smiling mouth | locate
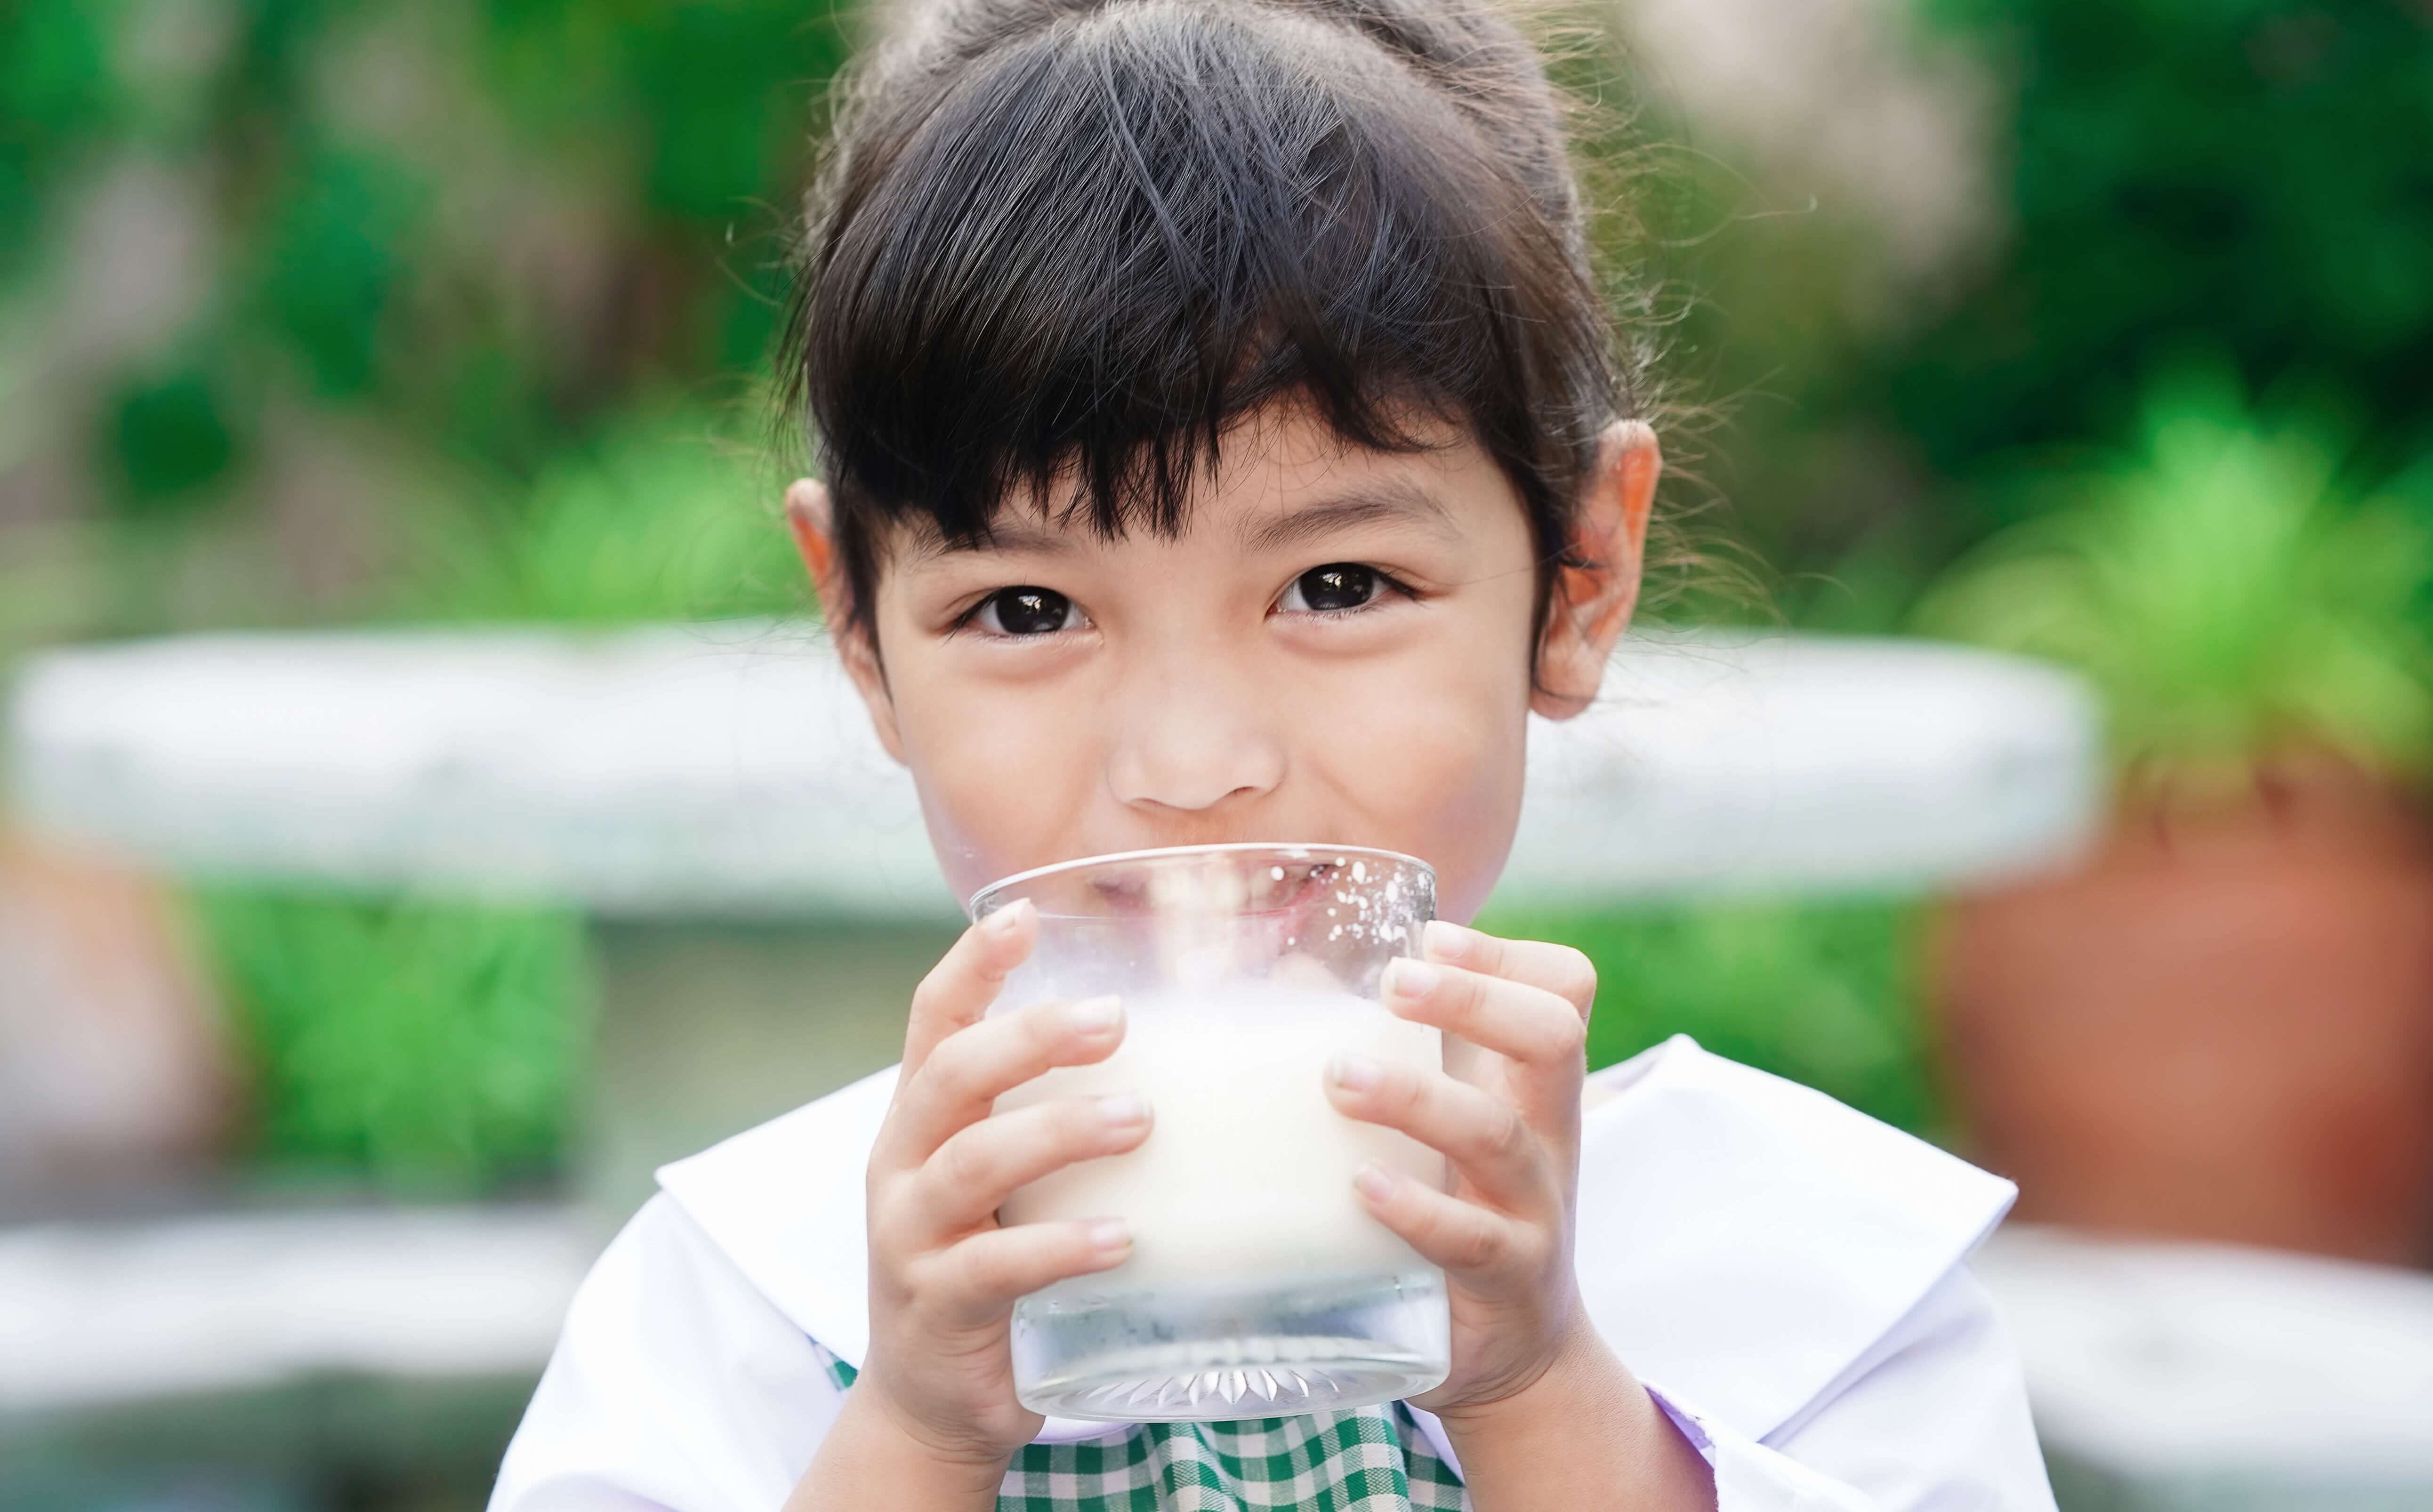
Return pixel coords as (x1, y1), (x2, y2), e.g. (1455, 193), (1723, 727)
(1063, 849), (1357, 926)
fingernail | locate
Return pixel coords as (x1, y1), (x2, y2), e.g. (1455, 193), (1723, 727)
(1353, 1164), (1397, 1202)
(1422, 919), (1476, 960)
(1329, 1053), (1381, 1093)
(1097, 1094), (1150, 1127)
(986, 898), (1033, 936)
(1071, 995), (1122, 1033)
(1386, 958), (1439, 1000)
(1087, 1219), (1132, 1253)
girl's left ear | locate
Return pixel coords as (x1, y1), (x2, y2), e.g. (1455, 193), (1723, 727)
(1531, 418), (1660, 721)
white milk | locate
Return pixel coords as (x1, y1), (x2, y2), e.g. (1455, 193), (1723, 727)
(995, 989), (1443, 1290)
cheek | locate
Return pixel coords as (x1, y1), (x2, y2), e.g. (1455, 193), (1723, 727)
(1303, 606), (1536, 923)
(886, 664), (1101, 901)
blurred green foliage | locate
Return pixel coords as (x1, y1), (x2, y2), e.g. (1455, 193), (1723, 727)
(191, 886), (592, 1194)
(397, 404), (805, 624)
(1905, 0), (2433, 477)
(0, 0), (846, 655)
(1662, 0), (2433, 617)
(1920, 366), (2433, 777)
(3, 0), (2424, 616)
(109, 364), (242, 502)
(1482, 897), (1941, 1136)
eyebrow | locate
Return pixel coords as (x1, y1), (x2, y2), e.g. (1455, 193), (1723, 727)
(1237, 480), (1462, 554)
(901, 516), (1076, 563)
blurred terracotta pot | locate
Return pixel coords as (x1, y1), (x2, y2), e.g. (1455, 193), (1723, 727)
(0, 827), (242, 1206)
(1933, 755), (2433, 1266)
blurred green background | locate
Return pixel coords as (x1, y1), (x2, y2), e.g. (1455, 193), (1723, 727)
(2, 0), (2429, 1187)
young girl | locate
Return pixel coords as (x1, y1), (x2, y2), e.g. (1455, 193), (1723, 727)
(491, 0), (2055, 1505)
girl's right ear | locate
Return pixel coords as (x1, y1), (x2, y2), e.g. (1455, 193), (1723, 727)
(784, 478), (907, 764)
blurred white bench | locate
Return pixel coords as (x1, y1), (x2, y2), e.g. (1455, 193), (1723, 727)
(0, 1206), (591, 1415)
(1977, 1224), (2433, 1508)
(4, 621), (2100, 913)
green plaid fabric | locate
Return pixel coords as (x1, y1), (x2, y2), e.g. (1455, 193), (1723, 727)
(817, 1348), (1469, 1511)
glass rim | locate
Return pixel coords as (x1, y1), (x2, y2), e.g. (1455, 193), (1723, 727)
(966, 840), (1434, 919)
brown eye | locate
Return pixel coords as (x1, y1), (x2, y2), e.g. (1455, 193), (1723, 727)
(974, 586), (1077, 635)
(1281, 564), (1381, 613)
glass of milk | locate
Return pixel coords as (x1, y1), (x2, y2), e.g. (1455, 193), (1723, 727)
(971, 842), (1450, 1423)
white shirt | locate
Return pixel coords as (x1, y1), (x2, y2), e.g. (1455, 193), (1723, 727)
(491, 1035), (2057, 1510)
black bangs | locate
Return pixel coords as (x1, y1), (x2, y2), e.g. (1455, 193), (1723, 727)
(788, 0), (1623, 630)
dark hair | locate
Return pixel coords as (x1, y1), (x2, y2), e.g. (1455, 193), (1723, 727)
(779, 0), (1652, 653)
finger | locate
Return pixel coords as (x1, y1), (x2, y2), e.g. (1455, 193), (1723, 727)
(908, 1094), (1154, 1242)
(879, 995), (1126, 1170)
(1351, 1162), (1535, 1281)
(923, 1218), (1135, 1330)
(1422, 921), (1597, 1021)
(1383, 957), (1587, 1070)
(1325, 1055), (1549, 1215)
(902, 901), (1039, 1077)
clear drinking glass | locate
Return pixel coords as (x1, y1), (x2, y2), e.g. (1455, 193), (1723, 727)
(970, 842), (1450, 1423)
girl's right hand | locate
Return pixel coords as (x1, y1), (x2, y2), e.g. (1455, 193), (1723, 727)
(853, 899), (1150, 1471)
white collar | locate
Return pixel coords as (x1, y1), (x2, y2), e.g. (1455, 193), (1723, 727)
(656, 1034), (2012, 1449)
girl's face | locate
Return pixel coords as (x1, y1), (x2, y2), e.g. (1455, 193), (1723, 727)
(789, 402), (1659, 923)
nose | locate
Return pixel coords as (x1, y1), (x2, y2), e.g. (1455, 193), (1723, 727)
(1105, 652), (1287, 816)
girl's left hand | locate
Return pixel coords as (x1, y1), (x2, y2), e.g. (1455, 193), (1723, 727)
(1324, 917), (1601, 1415)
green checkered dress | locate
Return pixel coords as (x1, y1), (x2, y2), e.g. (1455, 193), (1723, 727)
(817, 1348), (1470, 1511)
